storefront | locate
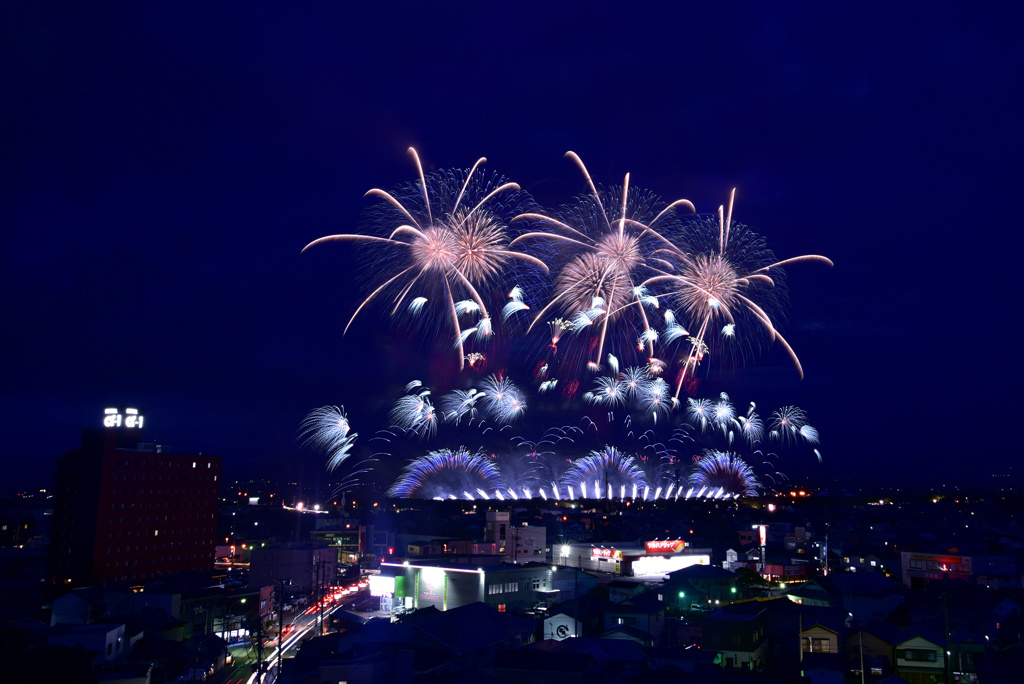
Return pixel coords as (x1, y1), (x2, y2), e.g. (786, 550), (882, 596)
(556, 541), (710, 577)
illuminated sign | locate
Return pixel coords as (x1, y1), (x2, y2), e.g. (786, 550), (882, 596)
(369, 575), (395, 597)
(418, 566), (446, 604)
(103, 407), (144, 429)
(633, 554), (710, 577)
(645, 540), (686, 554)
(757, 524), (768, 547)
(591, 548), (622, 559)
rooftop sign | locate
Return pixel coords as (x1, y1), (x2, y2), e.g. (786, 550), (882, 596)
(103, 407), (144, 429)
(644, 540), (686, 554)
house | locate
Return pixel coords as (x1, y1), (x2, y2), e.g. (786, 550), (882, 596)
(663, 564), (740, 611)
(894, 633), (946, 684)
(801, 617), (843, 655)
(47, 621), (128, 667)
(606, 579), (646, 604)
(800, 651), (846, 684)
(491, 647), (595, 684)
(507, 637), (647, 682)
(702, 601), (770, 670)
(544, 610), (583, 641)
(840, 545), (898, 575)
(787, 573), (904, 627)
(599, 624), (654, 646)
(603, 590), (666, 642)
(847, 624), (902, 680)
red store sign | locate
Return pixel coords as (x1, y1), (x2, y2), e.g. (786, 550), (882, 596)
(645, 540), (686, 554)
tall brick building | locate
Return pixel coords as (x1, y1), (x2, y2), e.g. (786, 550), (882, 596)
(51, 415), (221, 587)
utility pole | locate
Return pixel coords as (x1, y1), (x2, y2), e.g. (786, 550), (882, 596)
(944, 592), (952, 684)
(252, 616), (264, 684)
(315, 558), (324, 636)
(858, 630), (866, 684)
(275, 578), (287, 677)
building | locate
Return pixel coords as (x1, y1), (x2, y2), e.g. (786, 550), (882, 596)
(901, 550), (972, 589)
(374, 560), (556, 615)
(308, 516), (362, 564)
(508, 524), (547, 564)
(485, 510), (510, 555)
(603, 590), (667, 643)
(248, 542), (337, 594)
(555, 540), (711, 577)
(47, 622), (128, 667)
(895, 633), (946, 684)
(51, 415), (221, 587)
(662, 564), (740, 611)
(702, 601), (770, 670)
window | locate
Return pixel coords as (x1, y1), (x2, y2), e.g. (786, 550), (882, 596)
(804, 637), (832, 653)
(899, 649), (937, 662)
(497, 604), (506, 612)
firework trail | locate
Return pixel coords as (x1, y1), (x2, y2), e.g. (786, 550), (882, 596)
(560, 446), (650, 500)
(680, 394), (820, 492)
(643, 190), (832, 396)
(302, 148), (548, 370)
(689, 449), (760, 497)
(389, 381), (437, 440)
(438, 388), (484, 425)
(387, 447), (504, 500)
(299, 405), (358, 471)
(511, 152), (694, 380)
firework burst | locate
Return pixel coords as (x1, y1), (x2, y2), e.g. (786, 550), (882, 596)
(769, 405), (814, 443)
(560, 446), (649, 500)
(479, 374), (526, 424)
(387, 447), (504, 500)
(299, 405), (358, 471)
(511, 152), (694, 378)
(689, 449), (760, 497)
(302, 148), (548, 370)
(389, 382), (437, 440)
(644, 190), (832, 395)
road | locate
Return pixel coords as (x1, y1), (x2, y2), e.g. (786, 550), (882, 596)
(220, 584), (381, 684)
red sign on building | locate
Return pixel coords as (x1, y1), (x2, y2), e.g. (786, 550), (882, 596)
(591, 547), (621, 559)
(645, 540), (686, 554)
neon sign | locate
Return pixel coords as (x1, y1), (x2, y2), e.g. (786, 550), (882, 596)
(103, 407), (144, 429)
(645, 540), (686, 554)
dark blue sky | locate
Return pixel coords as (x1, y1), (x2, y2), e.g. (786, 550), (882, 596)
(3, 3), (1022, 495)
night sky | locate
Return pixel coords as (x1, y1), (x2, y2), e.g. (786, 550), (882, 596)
(4, 3), (1022, 495)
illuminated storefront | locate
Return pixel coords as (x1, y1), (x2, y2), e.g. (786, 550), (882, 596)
(556, 541), (711, 577)
(376, 561), (556, 615)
